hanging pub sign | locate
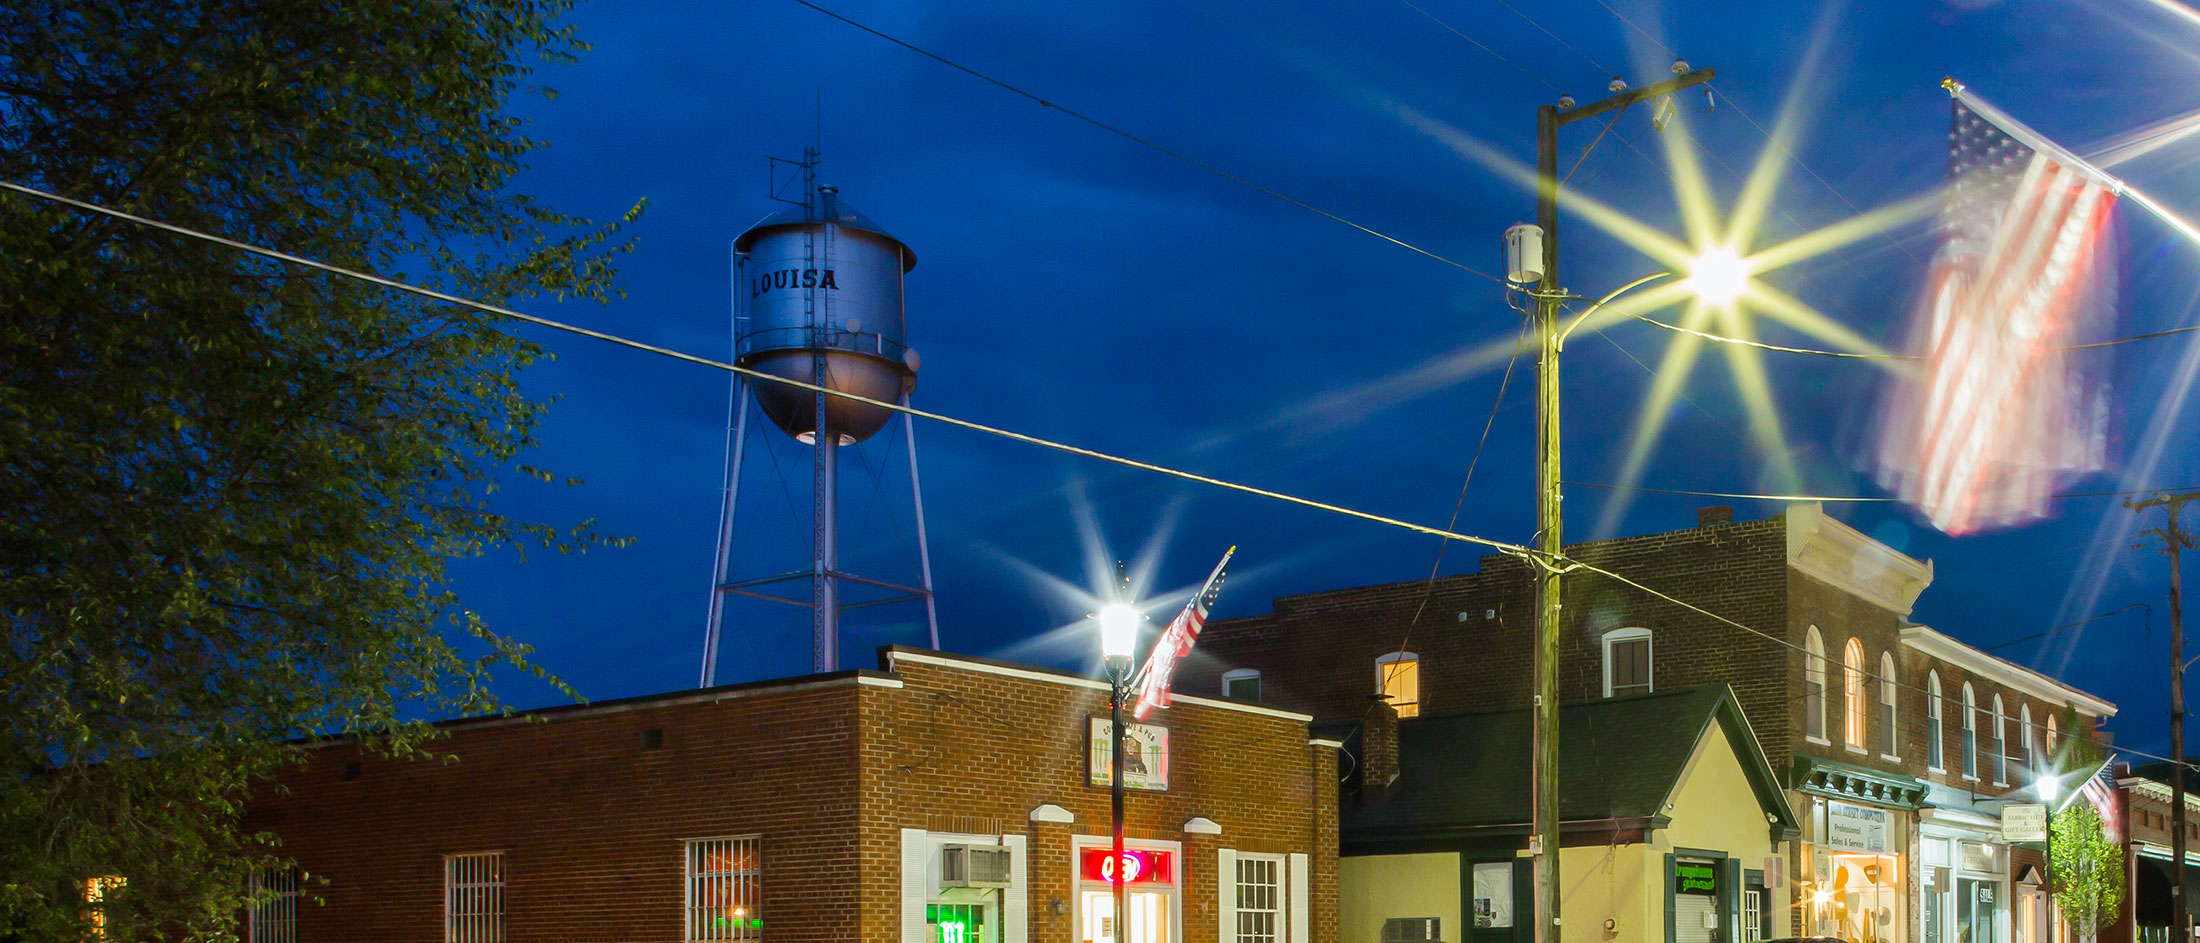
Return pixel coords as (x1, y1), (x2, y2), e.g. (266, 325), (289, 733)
(1824, 801), (1891, 853)
(1079, 848), (1174, 885)
(1088, 718), (1169, 791)
(1674, 861), (1720, 896)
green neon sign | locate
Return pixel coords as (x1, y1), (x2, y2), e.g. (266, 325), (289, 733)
(1674, 862), (1719, 896)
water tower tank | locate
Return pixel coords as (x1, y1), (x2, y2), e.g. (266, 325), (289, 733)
(733, 186), (916, 444)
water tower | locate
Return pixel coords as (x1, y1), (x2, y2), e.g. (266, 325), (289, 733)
(701, 149), (938, 683)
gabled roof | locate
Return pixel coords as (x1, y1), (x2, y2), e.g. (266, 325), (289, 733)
(1343, 684), (1797, 844)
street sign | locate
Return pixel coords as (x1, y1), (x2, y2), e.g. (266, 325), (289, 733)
(2002, 803), (2048, 843)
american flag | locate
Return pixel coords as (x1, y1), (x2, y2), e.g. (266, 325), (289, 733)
(1132, 547), (1234, 721)
(1877, 97), (2115, 534)
(2075, 759), (2120, 836)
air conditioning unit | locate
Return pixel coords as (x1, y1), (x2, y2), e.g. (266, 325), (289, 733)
(1383, 917), (1442, 943)
(940, 844), (1012, 889)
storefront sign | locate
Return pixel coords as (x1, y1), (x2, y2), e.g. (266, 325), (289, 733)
(1824, 801), (1891, 853)
(2001, 803), (2048, 843)
(1079, 848), (1174, 885)
(1087, 718), (1169, 791)
(1674, 861), (1720, 896)
(1960, 841), (2002, 874)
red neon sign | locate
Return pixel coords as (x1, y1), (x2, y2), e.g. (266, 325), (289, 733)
(1080, 848), (1173, 885)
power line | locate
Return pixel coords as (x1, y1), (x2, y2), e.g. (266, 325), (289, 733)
(1485, 0), (1617, 79)
(0, 179), (1539, 563)
(1982, 603), (2150, 653)
(1391, 0), (1560, 93)
(1564, 480), (2200, 504)
(788, 0), (1504, 285)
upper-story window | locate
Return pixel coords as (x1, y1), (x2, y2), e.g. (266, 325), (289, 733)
(2017, 704), (2036, 783)
(1989, 694), (2008, 785)
(1603, 628), (1653, 697)
(1377, 652), (1419, 719)
(1805, 627), (1828, 743)
(1926, 671), (1945, 771)
(2048, 712), (2060, 755)
(1878, 652), (1898, 757)
(1222, 668), (1262, 702)
(1842, 639), (1867, 751)
(1961, 683), (1979, 779)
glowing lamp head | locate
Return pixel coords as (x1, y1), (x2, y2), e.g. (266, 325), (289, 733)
(1684, 245), (1750, 308)
(2038, 774), (2061, 805)
(1097, 603), (1141, 660)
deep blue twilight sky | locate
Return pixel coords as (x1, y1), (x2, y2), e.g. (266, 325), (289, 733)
(448, 0), (2200, 758)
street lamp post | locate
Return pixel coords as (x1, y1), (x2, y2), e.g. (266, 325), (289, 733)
(1522, 65), (1714, 943)
(1098, 602), (1142, 943)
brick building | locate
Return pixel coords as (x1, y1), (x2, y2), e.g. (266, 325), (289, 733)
(2116, 761), (2197, 943)
(242, 646), (1340, 943)
(1178, 504), (2116, 943)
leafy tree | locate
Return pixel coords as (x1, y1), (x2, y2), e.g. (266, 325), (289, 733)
(2050, 801), (2124, 943)
(0, 2), (639, 938)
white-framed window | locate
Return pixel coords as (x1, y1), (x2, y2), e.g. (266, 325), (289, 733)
(1222, 668), (1262, 702)
(1602, 628), (1653, 697)
(2048, 712), (2060, 754)
(83, 875), (124, 941)
(1991, 695), (2008, 785)
(927, 901), (990, 943)
(1879, 652), (1899, 758)
(445, 851), (504, 943)
(1376, 652), (1419, 718)
(1804, 627), (1827, 743)
(686, 836), (761, 942)
(1927, 671), (1945, 771)
(2018, 704), (2036, 783)
(1744, 887), (1764, 942)
(1843, 639), (1867, 751)
(1235, 854), (1283, 943)
(248, 868), (299, 943)
(1961, 683), (1979, 780)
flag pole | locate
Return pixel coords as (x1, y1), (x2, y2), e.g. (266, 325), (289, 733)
(1947, 77), (2200, 247)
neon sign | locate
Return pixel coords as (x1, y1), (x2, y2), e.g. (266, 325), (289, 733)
(1080, 848), (1173, 885)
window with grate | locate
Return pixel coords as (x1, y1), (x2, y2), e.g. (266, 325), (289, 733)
(1376, 653), (1419, 718)
(1235, 855), (1281, 943)
(687, 836), (762, 942)
(249, 868), (298, 943)
(1602, 629), (1652, 697)
(445, 852), (504, 943)
(1744, 888), (1763, 943)
(1223, 669), (1262, 702)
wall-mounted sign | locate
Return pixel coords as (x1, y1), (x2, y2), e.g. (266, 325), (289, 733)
(2001, 803), (2048, 843)
(1674, 861), (1720, 896)
(1824, 801), (1890, 853)
(1960, 841), (2002, 875)
(1088, 718), (1169, 791)
(1079, 848), (1174, 885)
(1762, 855), (1784, 890)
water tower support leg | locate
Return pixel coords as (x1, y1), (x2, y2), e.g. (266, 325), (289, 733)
(812, 361), (839, 672)
(700, 375), (751, 688)
(902, 394), (941, 650)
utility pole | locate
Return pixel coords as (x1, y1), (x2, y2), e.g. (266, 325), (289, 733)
(1528, 64), (1713, 943)
(2133, 491), (2198, 943)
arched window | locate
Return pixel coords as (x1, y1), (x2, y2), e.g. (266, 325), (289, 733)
(2048, 712), (2060, 753)
(1376, 652), (1419, 719)
(1961, 683), (1979, 779)
(1989, 694), (2008, 784)
(1602, 627), (1653, 697)
(1879, 652), (1899, 757)
(1222, 668), (1261, 702)
(2019, 704), (2036, 783)
(1805, 627), (1827, 742)
(1843, 639), (1867, 750)
(1926, 672), (1945, 771)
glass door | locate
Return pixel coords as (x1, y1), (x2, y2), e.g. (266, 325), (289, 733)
(1080, 890), (1171, 943)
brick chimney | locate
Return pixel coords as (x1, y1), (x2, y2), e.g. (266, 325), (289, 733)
(1697, 505), (1734, 528)
(1362, 701), (1399, 802)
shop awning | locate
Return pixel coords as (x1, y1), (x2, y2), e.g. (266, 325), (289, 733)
(2135, 855), (2200, 923)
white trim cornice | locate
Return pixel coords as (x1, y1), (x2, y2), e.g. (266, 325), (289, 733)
(1902, 625), (2117, 717)
(884, 649), (1315, 722)
(1786, 503), (1934, 616)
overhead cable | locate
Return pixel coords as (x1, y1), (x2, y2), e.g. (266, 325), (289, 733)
(1564, 480), (2200, 503)
(788, 0), (1504, 285)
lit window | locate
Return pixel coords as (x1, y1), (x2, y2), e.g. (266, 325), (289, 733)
(687, 836), (761, 942)
(1804, 628), (1827, 742)
(1961, 683), (1979, 779)
(1926, 672), (1945, 771)
(446, 852), (504, 943)
(2048, 713), (2059, 753)
(928, 902), (988, 943)
(1602, 628), (1652, 698)
(83, 875), (123, 940)
(248, 868), (298, 943)
(1843, 639), (1867, 750)
(1377, 653), (1419, 718)
(1235, 855), (1283, 943)
(1878, 653), (1898, 757)
(1222, 669), (1262, 702)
